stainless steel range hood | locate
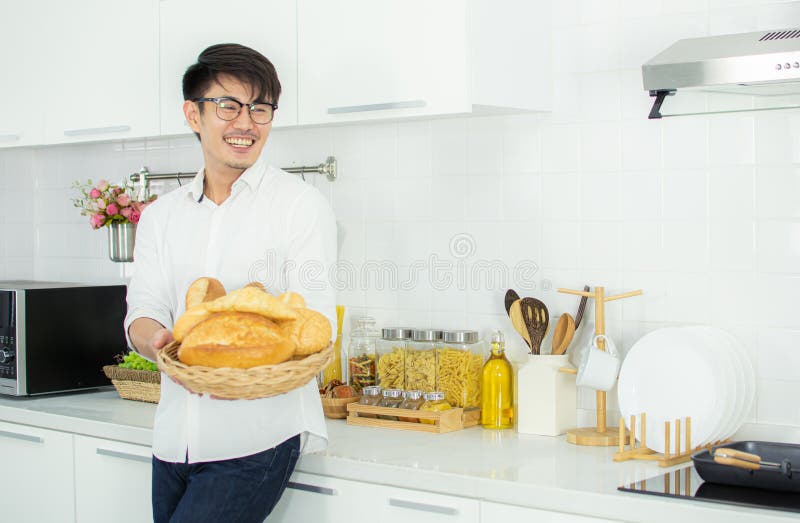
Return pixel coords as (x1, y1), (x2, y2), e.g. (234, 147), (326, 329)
(642, 28), (800, 118)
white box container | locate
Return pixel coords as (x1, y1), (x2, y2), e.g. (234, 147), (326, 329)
(516, 355), (576, 436)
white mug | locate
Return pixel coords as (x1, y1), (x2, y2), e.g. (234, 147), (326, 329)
(576, 335), (620, 391)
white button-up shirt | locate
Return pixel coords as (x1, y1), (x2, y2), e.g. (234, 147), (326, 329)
(124, 155), (336, 463)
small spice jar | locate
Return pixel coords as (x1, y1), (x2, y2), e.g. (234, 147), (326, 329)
(359, 386), (383, 406)
(398, 389), (424, 422)
(436, 330), (484, 408)
(378, 388), (404, 421)
(377, 327), (411, 390)
(405, 329), (442, 393)
(420, 391), (452, 425)
(347, 316), (378, 393)
(358, 385), (383, 419)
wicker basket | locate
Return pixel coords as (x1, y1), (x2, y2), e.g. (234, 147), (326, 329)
(156, 341), (334, 400)
(103, 365), (161, 404)
(320, 395), (360, 419)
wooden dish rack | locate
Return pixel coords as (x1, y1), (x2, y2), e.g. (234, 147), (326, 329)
(346, 403), (480, 434)
(613, 413), (728, 467)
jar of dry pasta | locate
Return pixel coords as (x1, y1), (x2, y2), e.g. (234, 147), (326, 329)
(405, 329), (442, 393)
(347, 316), (378, 393)
(436, 330), (484, 408)
(377, 327), (411, 390)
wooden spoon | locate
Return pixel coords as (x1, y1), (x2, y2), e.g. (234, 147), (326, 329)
(504, 289), (521, 316)
(509, 299), (532, 350)
(520, 297), (549, 355)
(551, 312), (575, 355)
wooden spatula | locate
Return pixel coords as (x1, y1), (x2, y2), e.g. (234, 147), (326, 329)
(509, 299), (532, 351)
(551, 312), (575, 356)
(504, 289), (520, 316)
(520, 297), (549, 355)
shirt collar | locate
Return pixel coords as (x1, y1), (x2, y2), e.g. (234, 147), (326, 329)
(186, 155), (266, 203)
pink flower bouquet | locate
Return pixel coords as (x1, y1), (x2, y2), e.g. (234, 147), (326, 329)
(72, 179), (157, 230)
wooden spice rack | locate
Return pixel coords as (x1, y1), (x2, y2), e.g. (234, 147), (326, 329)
(613, 413), (728, 467)
(346, 403), (480, 434)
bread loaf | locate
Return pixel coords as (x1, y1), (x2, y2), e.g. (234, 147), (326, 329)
(185, 277), (226, 310)
(178, 312), (295, 368)
(281, 308), (332, 356)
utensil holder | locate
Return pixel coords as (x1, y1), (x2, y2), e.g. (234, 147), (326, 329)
(516, 355), (576, 436)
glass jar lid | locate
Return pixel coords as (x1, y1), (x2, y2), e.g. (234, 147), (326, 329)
(381, 327), (413, 340)
(423, 391), (446, 401)
(382, 388), (403, 398)
(403, 389), (423, 400)
(412, 329), (443, 342)
(441, 330), (479, 344)
(362, 386), (382, 397)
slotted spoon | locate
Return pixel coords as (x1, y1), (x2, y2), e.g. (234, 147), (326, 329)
(520, 297), (549, 355)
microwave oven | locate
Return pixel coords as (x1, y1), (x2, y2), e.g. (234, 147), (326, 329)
(0, 281), (128, 396)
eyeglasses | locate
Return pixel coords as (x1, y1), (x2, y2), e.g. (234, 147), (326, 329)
(192, 97), (277, 124)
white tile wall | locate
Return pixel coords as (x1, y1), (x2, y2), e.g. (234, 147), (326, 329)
(2, 0), (800, 429)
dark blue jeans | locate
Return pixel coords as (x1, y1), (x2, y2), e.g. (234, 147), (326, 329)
(152, 435), (301, 523)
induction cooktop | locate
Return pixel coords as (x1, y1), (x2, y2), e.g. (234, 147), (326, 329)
(618, 466), (800, 514)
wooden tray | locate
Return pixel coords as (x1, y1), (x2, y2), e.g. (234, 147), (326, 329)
(346, 403), (479, 434)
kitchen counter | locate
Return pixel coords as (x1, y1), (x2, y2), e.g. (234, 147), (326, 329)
(0, 390), (797, 522)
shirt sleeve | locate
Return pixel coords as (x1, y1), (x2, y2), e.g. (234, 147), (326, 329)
(284, 187), (338, 333)
(123, 203), (175, 358)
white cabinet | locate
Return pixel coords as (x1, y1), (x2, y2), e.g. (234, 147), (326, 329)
(272, 472), (478, 523)
(159, 0), (298, 135)
(480, 501), (621, 523)
(271, 471), (378, 522)
(297, 0), (552, 125)
(378, 484), (479, 523)
(74, 435), (153, 523)
(0, 421), (75, 523)
(43, 0), (159, 144)
(0, 0), (46, 148)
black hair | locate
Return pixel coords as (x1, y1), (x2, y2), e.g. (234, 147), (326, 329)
(183, 43), (281, 104)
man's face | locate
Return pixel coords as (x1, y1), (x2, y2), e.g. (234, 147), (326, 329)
(183, 74), (272, 177)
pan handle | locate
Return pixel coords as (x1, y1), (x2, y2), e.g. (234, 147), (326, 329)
(715, 448), (762, 463)
(714, 455), (761, 471)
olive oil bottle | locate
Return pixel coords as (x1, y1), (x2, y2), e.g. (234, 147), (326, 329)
(481, 331), (514, 429)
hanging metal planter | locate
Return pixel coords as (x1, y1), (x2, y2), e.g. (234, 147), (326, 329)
(108, 222), (136, 262)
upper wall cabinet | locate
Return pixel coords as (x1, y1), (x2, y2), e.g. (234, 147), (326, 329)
(297, 0), (552, 125)
(43, 0), (160, 145)
(159, 0), (298, 135)
(0, 0), (46, 148)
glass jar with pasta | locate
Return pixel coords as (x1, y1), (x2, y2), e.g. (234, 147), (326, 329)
(377, 327), (411, 390)
(347, 316), (378, 393)
(436, 330), (484, 408)
(405, 329), (442, 393)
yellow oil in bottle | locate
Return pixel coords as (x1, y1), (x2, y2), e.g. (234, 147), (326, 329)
(323, 305), (345, 386)
(481, 331), (514, 429)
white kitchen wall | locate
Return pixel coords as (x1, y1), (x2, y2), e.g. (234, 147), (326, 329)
(2, 0), (800, 429)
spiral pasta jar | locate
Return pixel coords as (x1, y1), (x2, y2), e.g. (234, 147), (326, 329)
(405, 329), (442, 393)
(377, 327), (411, 390)
(346, 316), (378, 393)
(436, 330), (484, 408)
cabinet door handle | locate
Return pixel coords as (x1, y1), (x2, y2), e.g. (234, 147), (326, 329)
(327, 100), (427, 114)
(286, 481), (337, 496)
(63, 125), (132, 137)
(388, 498), (459, 516)
(0, 133), (21, 142)
(0, 429), (43, 444)
(96, 447), (151, 464)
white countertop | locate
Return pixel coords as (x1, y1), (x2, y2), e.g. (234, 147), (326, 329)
(1, 390), (797, 523)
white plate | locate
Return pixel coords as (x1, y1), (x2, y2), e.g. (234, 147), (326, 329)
(617, 327), (725, 454)
(718, 329), (755, 440)
(682, 326), (739, 445)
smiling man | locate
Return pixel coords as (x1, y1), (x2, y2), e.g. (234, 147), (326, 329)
(124, 44), (336, 523)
